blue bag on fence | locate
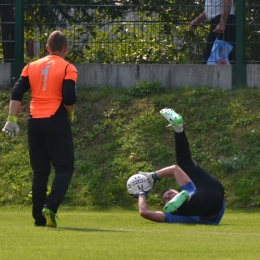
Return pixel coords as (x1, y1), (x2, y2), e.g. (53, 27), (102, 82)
(207, 39), (233, 65)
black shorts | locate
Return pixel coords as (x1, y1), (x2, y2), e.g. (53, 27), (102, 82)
(173, 131), (225, 217)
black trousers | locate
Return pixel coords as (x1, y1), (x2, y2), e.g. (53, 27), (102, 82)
(173, 131), (224, 218)
(204, 14), (236, 64)
(28, 116), (74, 225)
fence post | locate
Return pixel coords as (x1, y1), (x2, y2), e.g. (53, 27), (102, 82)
(232, 0), (247, 88)
(11, 0), (24, 86)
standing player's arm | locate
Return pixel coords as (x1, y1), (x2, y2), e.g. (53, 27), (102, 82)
(2, 100), (21, 138)
(2, 76), (29, 138)
(138, 195), (166, 222)
(9, 100), (21, 116)
(64, 104), (75, 113)
(9, 76), (30, 116)
(63, 79), (76, 108)
(63, 79), (77, 121)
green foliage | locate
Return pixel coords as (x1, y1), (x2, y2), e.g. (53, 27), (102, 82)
(0, 41), (3, 62)
(1, 1), (259, 63)
(65, 8), (209, 64)
(128, 80), (165, 97)
(1, 84), (260, 209)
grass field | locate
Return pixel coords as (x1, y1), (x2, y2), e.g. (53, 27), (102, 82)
(1, 207), (260, 260)
(2, 86), (260, 209)
(1, 86), (260, 259)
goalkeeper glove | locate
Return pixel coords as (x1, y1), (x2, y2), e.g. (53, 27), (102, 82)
(2, 115), (20, 138)
(130, 190), (149, 199)
(68, 110), (74, 123)
(138, 171), (160, 190)
(138, 191), (149, 199)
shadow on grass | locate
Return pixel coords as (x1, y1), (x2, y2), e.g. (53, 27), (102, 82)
(57, 226), (132, 232)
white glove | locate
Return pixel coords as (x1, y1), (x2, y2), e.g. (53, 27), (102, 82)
(2, 121), (20, 138)
(138, 171), (156, 190)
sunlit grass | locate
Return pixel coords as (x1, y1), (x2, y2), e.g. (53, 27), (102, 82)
(1, 85), (260, 209)
(1, 207), (260, 260)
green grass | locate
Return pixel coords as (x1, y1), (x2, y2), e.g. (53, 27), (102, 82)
(1, 207), (260, 260)
(1, 84), (260, 209)
(2, 82), (260, 259)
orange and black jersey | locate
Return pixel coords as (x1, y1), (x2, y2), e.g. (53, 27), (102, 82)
(11, 54), (77, 118)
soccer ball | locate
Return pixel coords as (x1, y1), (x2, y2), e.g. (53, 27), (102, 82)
(127, 173), (151, 196)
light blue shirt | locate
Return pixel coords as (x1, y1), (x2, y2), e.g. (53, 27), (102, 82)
(205, 0), (235, 20)
(164, 181), (225, 225)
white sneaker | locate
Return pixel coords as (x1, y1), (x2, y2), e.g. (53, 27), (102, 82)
(160, 108), (183, 127)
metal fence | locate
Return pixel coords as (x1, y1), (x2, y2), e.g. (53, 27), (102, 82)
(0, 1), (259, 66)
(245, 1), (260, 64)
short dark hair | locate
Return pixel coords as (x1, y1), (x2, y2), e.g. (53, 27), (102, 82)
(47, 31), (67, 52)
(161, 188), (179, 198)
(161, 189), (170, 197)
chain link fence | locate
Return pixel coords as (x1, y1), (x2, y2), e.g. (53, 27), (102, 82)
(0, 1), (259, 64)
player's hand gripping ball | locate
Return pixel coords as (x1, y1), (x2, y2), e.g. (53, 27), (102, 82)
(127, 173), (151, 196)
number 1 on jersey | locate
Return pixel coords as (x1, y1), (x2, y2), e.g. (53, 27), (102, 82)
(41, 63), (51, 90)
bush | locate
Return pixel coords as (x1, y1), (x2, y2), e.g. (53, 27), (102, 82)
(128, 80), (165, 97)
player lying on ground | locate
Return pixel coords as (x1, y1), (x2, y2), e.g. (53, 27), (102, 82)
(136, 108), (225, 224)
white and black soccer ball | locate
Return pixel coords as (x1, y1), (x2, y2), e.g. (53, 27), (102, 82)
(127, 173), (151, 196)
